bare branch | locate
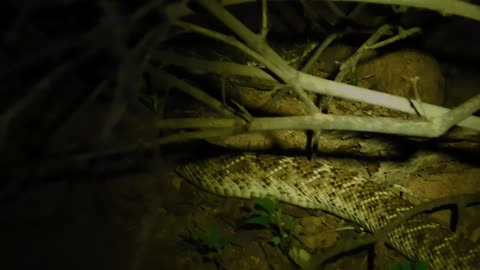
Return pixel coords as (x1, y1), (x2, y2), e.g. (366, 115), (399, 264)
(335, 24), (393, 82)
(301, 33), (343, 73)
(152, 51), (480, 131)
(155, 70), (237, 117)
(260, 0), (268, 38)
(174, 20), (271, 72)
(219, 0), (480, 21)
(72, 129), (239, 161)
(158, 94), (480, 138)
(195, 0), (319, 113)
(151, 51), (274, 79)
(0, 45), (102, 148)
(367, 26), (422, 50)
(331, 0), (480, 21)
(298, 73), (480, 130)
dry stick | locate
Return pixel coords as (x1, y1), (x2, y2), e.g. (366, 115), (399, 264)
(368, 26), (422, 49)
(331, 0), (480, 21)
(347, 2), (368, 20)
(298, 0), (328, 32)
(99, 0), (138, 141)
(0, 45), (103, 148)
(0, 26), (104, 81)
(130, 0), (184, 23)
(2, 0), (176, 82)
(158, 94), (480, 138)
(407, 76), (427, 117)
(151, 51), (274, 80)
(195, 0), (319, 114)
(325, 0), (347, 18)
(175, 22), (392, 119)
(195, 0), (323, 155)
(171, 2), (479, 136)
(335, 24), (392, 83)
(301, 33), (343, 155)
(297, 72), (480, 130)
(189, 0), (436, 131)
(173, 21), (273, 76)
(260, 0), (268, 38)
(174, 17), (321, 152)
(50, 80), (109, 140)
(74, 94), (479, 161)
(95, 10), (169, 142)
(160, 0), (480, 22)
(301, 33), (341, 73)
(72, 128), (239, 161)
(307, 192), (480, 269)
(436, 94), (480, 134)
(155, 70), (236, 118)
(153, 51), (480, 131)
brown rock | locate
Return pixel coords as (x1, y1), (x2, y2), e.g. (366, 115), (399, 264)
(357, 49), (445, 105)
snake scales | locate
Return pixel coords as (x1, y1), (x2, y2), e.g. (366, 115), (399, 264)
(176, 153), (480, 270)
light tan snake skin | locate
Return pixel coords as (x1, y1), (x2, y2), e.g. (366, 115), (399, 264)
(176, 153), (480, 269)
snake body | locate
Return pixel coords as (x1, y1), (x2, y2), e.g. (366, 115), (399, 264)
(176, 153), (480, 269)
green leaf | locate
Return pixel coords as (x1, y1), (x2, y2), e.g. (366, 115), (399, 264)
(209, 227), (219, 247)
(280, 230), (289, 239)
(271, 236), (281, 246)
(281, 215), (294, 231)
(252, 196), (276, 212)
(247, 215), (271, 225)
(271, 196), (280, 209)
(400, 262), (412, 270)
(415, 261), (429, 270)
(388, 265), (401, 270)
(252, 209), (270, 217)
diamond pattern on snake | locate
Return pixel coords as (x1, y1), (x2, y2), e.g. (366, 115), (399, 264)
(176, 153), (480, 270)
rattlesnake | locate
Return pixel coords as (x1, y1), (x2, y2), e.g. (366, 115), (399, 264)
(176, 153), (480, 270)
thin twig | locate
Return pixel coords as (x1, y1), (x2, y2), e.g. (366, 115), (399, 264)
(335, 24), (392, 82)
(406, 76), (427, 117)
(301, 33), (342, 73)
(0, 26), (105, 81)
(325, 0), (347, 18)
(298, 0), (328, 31)
(151, 51), (274, 80)
(195, 0), (319, 114)
(160, 0), (480, 22)
(72, 129), (241, 161)
(330, 0), (480, 21)
(260, 0), (268, 38)
(174, 20), (271, 72)
(0, 45), (102, 147)
(435, 94), (480, 135)
(155, 70), (236, 117)
(367, 26), (422, 50)
(347, 2), (367, 20)
(157, 94), (480, 138)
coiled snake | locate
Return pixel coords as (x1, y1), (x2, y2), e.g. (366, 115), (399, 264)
(176, 153), (480, 269)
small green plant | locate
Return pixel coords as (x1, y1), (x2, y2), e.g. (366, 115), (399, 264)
(139, 93), (161, 113)
(246, 196), (295, 246)
(186, 225), (232, 262)
(388, 260), (429, 270)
